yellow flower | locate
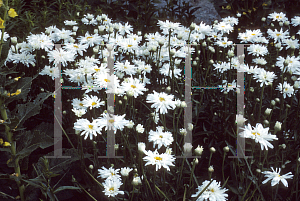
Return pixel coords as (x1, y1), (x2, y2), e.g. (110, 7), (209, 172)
(15, 89), (21, 95)
(0, 18), (5, 28)
(8, 8), (18, 18)
(3, 142), (11, 146)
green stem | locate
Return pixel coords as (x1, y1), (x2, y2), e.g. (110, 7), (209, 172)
(0, 0), (8, 58)
(258, 84), (265, 120)
(0, 98), (25, 201)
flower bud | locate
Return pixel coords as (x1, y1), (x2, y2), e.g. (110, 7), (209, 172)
(192, 60), (197, 66)
(11, 37), (17, 45)
(210, 147), (216, 153)
(275, 98), (280, 103)
(195, 145), (203, 155)
(181, 101), (187, 108)
(209, 59), (214, 64)
(223, 146), (229, 152)
(237, 13), (241, 17)
(170, 49), (176, 56)
(138, 142), (146, 153)
(271, 23), (274, 27)
(261, 17), (266, 22)
(183, 143), (193, 153)
(190, 22), (196, 31)
(263, 120), (269, 125)
(279, 22), (283, 26)
(250, 87), (254, 92)
(202, 41), (207, 47)
(271, 100), (275, 106)
(256, 169), (261, 173)
(89, 165), (94, 170)
(256, 98), (260, 102)
(274, 121), (282, 132)
(264, 108), (272, 116)
(208, 166), (214, 172)
(114, 144), (119, 150)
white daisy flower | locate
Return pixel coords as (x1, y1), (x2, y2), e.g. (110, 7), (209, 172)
(240, 123), (278, 150)
(146, 91), (176, 114)
(262, 167), (293, 187)
(143, 149), (175, 171)
(82, 95), (105, 110)
(74, 118), (103, 140)
(148, 126), (174, 149)
(98, 166), (121, 180)
(102, 177), (124, 197)
(276, 81), (294, 99)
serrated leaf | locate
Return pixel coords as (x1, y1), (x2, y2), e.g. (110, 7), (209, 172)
(15, 130), (54, 161)
(12, 92), (52, 129)
(53, 186), (81, 194)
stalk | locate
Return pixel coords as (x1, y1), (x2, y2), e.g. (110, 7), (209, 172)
(258, 84), (265, 120)
(0, 0), (8, 58)
(0, 98), (25, 201)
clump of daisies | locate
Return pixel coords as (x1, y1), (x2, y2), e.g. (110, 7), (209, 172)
(191, 179), (228, 201)
(98, 166), (124, 197)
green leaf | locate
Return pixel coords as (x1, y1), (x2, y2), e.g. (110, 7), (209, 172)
(15, 130), (54, 161)
(37, 148), (93, 175)
(53, 186), (81, 194)
(12, 92), (52, 129)
(0, 40), (10, 62)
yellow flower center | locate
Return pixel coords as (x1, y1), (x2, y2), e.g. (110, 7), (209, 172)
(74, 45), (79, 48)
(222, 42), (227, 45)
(284, 88), (288, 91)
(251, 132), (260, 136)
(211, 189), (215, 192)
(109, 119), (114, 123)
(128, 44), (132, 47)
(159, 135), (163, 138)
(88, 125), (93, 129)
(86, 36), (93, 39)
(276, 33), (281, 36)
(94, 68), (100, 72)
(276, 16), (279, 18)
(91, 102), (96, 106)
(131, 85), (136, 88)
(154, 156), (162, 161)
(109, 187), (114, 191)
(79, 103), (84, 106)
(159, 97), (165, 102)
(104, 79), (110, 82)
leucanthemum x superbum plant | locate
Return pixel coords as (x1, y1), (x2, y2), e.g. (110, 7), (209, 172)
(1, 2), (300, 200)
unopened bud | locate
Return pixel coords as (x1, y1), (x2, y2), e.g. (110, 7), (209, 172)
(223, 146), (229, 152)
(264, 108), (272, 116)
